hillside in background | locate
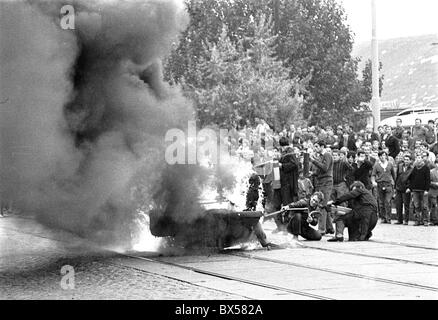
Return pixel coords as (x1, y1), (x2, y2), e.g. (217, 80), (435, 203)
(353, 34), (438, 110)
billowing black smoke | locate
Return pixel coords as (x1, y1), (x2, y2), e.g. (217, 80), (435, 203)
(0, 0), (226, 248)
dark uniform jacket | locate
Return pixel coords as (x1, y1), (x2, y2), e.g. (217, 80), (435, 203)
(284, 198), (320, 226)
(333, 188), (378, 212)
(385, 134), (401, 159)
(395, 163), (413, 192)
(353, 160), (373, 190)
(279, 150), (299, 198)
(407, 164), (430, 191)
(310, 152), (333, 187)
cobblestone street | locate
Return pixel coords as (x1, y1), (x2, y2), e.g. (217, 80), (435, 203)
(1, 214), (438, 300)
(0, 215), (241, 300)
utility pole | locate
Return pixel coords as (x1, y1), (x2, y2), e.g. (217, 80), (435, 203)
(273, 0), (279, 34)
(371, 0), (381, 131)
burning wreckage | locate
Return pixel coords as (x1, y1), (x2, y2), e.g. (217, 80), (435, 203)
(149, 207), (266, 250)
(148, 169), (272, 250)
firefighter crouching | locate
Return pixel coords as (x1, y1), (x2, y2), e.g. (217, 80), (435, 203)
(280, 191), (324, 242)
(327, 181), (378, 242)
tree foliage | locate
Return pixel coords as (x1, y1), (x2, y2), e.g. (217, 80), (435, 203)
(183, 15), (302, 130)
(164, 0), (382, 129)
(361, 58), (384, 102)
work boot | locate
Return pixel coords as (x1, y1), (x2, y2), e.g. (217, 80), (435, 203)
(327, 237), (344, 242)
(403, 221), (409, 225)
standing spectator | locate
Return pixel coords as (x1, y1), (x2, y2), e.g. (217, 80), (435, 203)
(362, 141), (375, 164)
(298, 169), (314, 200)
(381, 144), (396, 167)
(345, 151), (357, 187)
(271, 137), (300, 233)
(428, 159), (438, 226)
(425, 120), (436, 147)
(384, 126), (401, 159)
(420, 143), (436, 167)
(355, 136), (364, 151)
(334, 126), (344, 149)
(331, 149), (352, 206)
(301, 127), (311, 143)
(287, 124), (296, 143)
(381, 125), (389, 141)
(344, 125), (357, 151)
(325, 126), (336, 147)
(420, 149), (435, 220)
(394, 118), (404, 140)
(406, 154), (431, 226)
(291, 126), (303, 146)
(371, 139), (381, 152)
(308, 126), (317, 143)
(364, 124), (380, 143)
(378, 125), (385, 142)
(371, 151), (396, 224)
(309, 140), (335, 235)
(399, 139), (413, 159)
(402, 130), (416, 151)
(353, 150), (373, 190)
(412, 118), (427, 142)
(429, 139), (438, 157)
(395, 154), (413, 225)
(318, 128), (328, 142)
(394, 141), (408, 165)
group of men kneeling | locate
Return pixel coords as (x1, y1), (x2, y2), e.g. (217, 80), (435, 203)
(249, 179), (378, 248)
(282, 181), (377, 242)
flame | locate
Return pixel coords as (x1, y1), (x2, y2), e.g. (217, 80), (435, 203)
(131, 210), (163, 252)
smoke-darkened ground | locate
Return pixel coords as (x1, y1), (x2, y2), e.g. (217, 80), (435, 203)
(0, 0), (238, 249)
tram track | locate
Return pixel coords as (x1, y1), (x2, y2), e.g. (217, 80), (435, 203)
(3, 218), (438, 299)
(120, 253), (334, 300)
(228, 251), (438, 293)
(0, 223), (332, 300)
(301, 244), (438, 267)
(369, 239), (438, 251)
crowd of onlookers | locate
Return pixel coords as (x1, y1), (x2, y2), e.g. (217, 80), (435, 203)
(229, 117), (438, 227)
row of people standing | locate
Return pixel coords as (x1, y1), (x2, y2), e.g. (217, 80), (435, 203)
(257, 136), (378, 242)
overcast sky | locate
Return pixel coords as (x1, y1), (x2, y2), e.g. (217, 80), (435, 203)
(337, 0), (438, 44)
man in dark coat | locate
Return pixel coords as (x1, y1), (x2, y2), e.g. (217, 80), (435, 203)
(271, 137), (300, 232)
(353, 150), (373, 190)
(309, 140), (335, 235)
(327, 181), (378, 241)
(406, 154), (431, 226)
(384, 126), (401, 159)
(395, 154), (413, 224)
(281, 192), (323, 241)
(344, 125), (357, 152)
(364, 124), (380, 143)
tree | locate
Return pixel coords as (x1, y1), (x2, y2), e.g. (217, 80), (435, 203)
(183, 15), (302, 130)
(361, 58), (384, 102)
(165, 0), (369, 128)
(273, 0), (363, 126)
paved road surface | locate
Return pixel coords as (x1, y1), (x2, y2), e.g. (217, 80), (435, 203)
(1, 214), (437, 300)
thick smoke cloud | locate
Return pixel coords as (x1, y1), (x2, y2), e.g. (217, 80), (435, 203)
(0, 0), (218, 248)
